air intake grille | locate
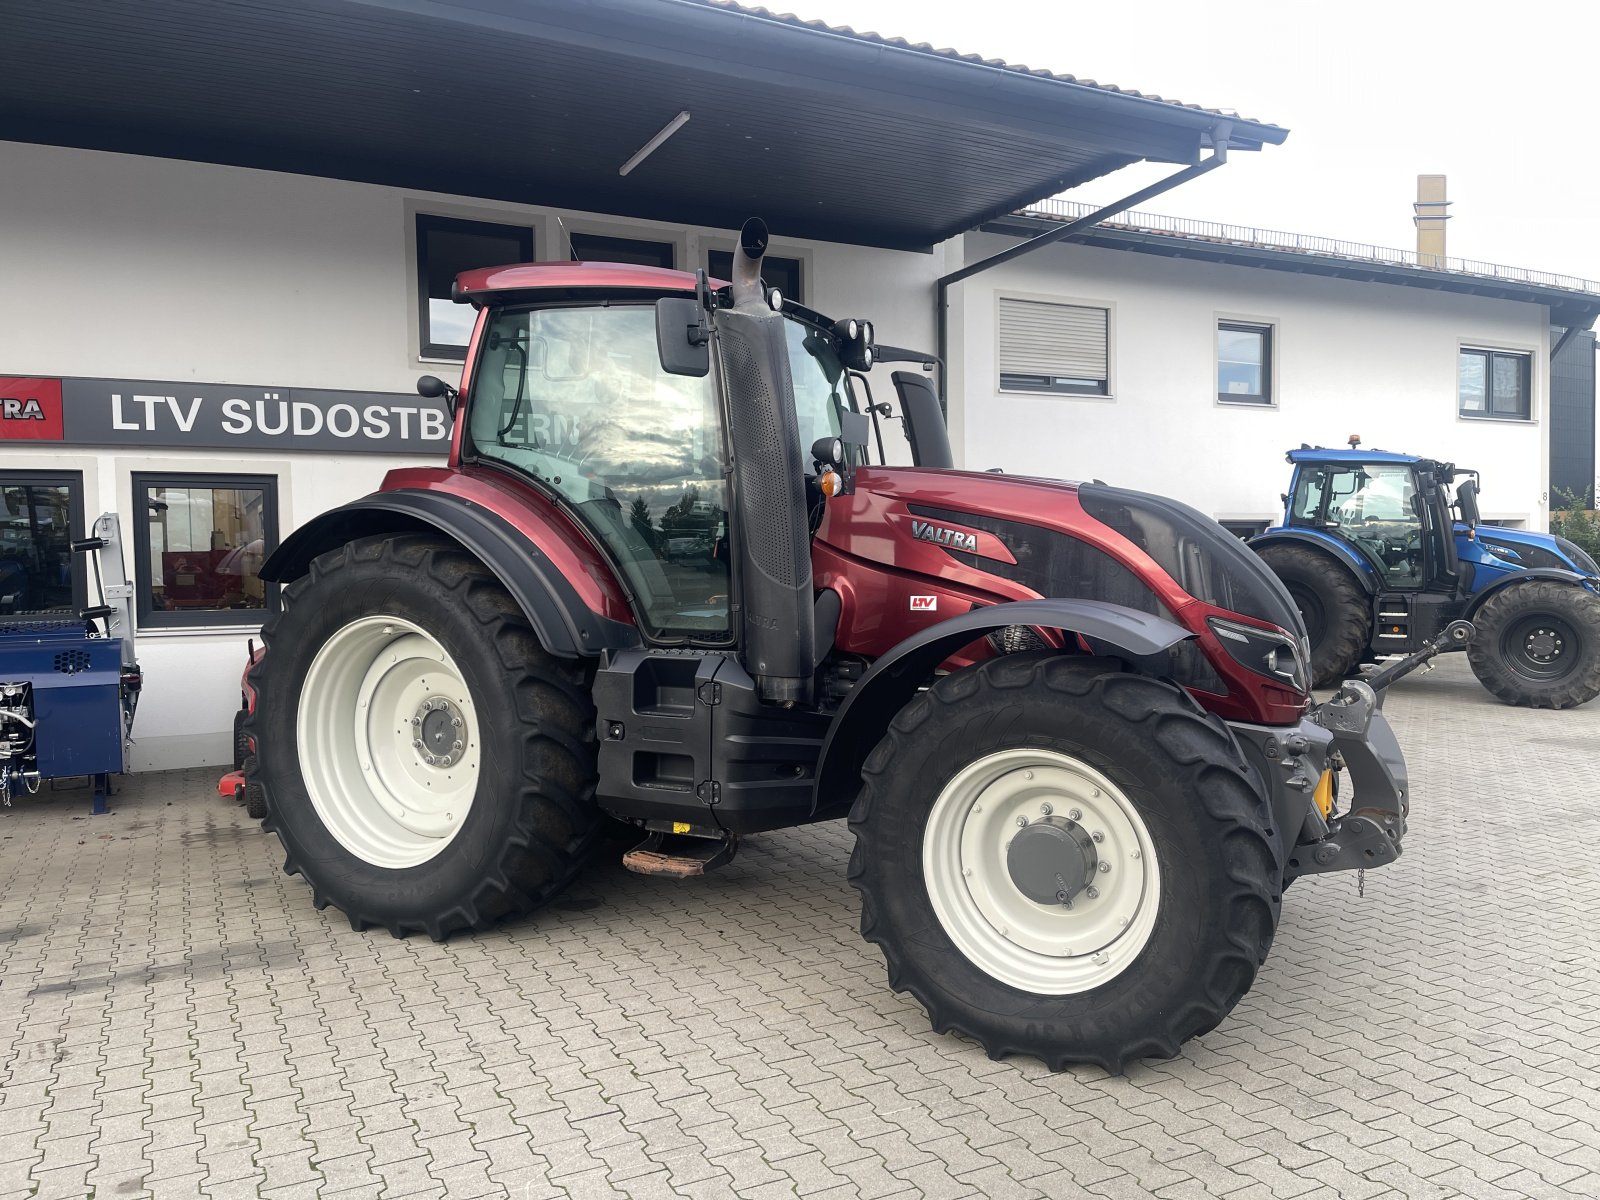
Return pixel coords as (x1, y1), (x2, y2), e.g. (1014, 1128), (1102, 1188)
(54, 649), (93, 674)
(722, 322), (798, 587)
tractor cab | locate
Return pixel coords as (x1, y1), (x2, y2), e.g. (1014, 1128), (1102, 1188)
(1279, 447), (1459, 594)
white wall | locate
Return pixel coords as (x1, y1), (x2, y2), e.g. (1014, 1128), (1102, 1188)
(948, 232), (1552, 529)
(0, 140), (939, 769)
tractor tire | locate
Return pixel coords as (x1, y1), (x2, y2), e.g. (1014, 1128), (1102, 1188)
(1466, 580), (1600, 709)
(239, 754), (268, 820)
(232, 708), (251, 772)
(1257, 543), (1369, 687)
(848, 653), (1281, 1073)
(244, 533), (603, 939)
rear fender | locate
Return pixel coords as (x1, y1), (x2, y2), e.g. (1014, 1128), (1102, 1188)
(1251, 530), (1378, 594)
(812, 599), (1193, 818)
(259, 489), (639, 658)
(1464, 567), (1597, 618)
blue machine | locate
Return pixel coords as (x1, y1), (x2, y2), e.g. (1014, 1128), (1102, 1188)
(1252, 443), (1600, 708)
(0, 515), (141, 811)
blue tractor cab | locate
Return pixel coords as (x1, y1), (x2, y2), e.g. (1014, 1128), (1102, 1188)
(1253, 440), (1600, 708)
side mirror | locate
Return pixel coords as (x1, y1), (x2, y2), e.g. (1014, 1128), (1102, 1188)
(416, 374), (459, 414)
(655, 296), (710, 377)
(1457, 478), (1481, 534)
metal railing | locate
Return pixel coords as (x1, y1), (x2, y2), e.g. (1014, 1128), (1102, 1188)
(1021, 198), (1600, 296)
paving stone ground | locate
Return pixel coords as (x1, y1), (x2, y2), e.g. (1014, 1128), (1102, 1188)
(2, 655), (1598, 1199)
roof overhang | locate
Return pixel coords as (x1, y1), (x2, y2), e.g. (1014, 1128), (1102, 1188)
(985, 216), (1600, 329)
(0, 0), (1286, 251)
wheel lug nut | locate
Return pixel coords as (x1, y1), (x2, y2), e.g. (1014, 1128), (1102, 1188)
(1040, 802), (1053, 816)
(1092, 831), (1105, 843)
(1024, 771), (1034, 780)
(452, 718), (461, 729)
(1098, 861), (1111, 873)
(1016, 816), (1028, 828)
(452, 740), (463, 751)
(1086, 886), (1100, 899)
(1068, 808), (1082, 821)
(425, 755), (436, 765)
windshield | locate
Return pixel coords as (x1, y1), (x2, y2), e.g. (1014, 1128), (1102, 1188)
(466, 304), (732, 642)
(783, 319), (858, 466)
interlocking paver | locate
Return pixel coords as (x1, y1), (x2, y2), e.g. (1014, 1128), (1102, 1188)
(1, 665), (1598, 1198)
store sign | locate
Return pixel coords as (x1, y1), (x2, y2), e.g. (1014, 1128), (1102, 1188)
(0, 375), (452, 454)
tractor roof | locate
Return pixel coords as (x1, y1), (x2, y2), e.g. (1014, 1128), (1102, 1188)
(454, 261), (705, 302)
(1287, 447), (1422, 467)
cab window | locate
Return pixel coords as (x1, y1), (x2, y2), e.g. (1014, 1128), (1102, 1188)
(783, 319), (858, 467)
(466, 305), (731, 642)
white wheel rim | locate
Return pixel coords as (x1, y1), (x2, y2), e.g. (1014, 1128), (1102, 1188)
(922, 749), (1161, 995)
(297, 615), (482, 868)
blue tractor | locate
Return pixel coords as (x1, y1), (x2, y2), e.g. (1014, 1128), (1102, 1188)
(1253, 442), (1600, 709)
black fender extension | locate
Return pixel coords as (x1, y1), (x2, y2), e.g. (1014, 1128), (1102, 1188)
(258, 489), (639, 658)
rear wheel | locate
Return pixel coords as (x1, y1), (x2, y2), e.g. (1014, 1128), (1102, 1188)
(848, 653), (1281, 1072)
(245, 533), (602, 938)
(1257, 543), (1370, 687)
(1467, 580), (1600, 709)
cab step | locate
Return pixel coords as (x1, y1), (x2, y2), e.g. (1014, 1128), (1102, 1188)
(622, 829), (737, 878)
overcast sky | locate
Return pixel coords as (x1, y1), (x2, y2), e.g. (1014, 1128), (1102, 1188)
(778, 0), (1600, 284)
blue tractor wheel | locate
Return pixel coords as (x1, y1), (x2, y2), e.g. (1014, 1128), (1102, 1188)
(1467, 580), (1600, 709)
(1256, 543), (1369, 687)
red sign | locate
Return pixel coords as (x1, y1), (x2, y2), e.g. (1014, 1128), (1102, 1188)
(0, 377), (64, 441)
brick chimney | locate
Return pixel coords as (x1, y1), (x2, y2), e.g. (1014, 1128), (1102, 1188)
(1414, 175), (1450, 268)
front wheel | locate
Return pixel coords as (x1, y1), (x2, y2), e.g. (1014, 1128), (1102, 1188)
(1467, 581), (1600, 709)
(245, 533), (603, 938)
(848, 653), (1282, 1072)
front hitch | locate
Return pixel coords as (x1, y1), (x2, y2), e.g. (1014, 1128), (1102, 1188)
(1363, 619), (1474, 693)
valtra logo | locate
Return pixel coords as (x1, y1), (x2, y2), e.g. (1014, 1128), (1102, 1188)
(0, 378), (65, 441)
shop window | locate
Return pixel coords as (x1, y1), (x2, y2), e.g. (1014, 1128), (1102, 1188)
(1460, 348), (1531, 420)
(0, 472), (85, 616)
(568, 232), (675, 269)
(706, 250), (803, 303)
(416, 214), (534, 360)
(997, 297), (1109, 395)
(1218, 322), (1273, 405)
(132, 475), (279, 628)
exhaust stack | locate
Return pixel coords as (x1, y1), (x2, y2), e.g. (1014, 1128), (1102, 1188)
(717, 217), (816, 703)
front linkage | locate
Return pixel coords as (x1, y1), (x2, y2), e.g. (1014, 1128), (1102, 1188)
(1294, 619), (1473, 880)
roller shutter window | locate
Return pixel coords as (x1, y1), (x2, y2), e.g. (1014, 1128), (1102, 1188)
(998, 298), (1109, 395)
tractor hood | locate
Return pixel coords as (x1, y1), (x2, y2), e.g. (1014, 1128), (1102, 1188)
(826, 467), (1305, 639)
(1469, 525), (1600, 578)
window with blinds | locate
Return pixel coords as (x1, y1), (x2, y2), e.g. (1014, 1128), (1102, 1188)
(997, 298), (1109, 395)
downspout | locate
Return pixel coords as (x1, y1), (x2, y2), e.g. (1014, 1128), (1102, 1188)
(936, 124), (1235, 415)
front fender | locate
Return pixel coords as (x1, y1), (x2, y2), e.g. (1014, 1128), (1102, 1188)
(260, 489), (638, 658)
(1464, 566), (1598, 617)
(812, 599), (1193, 818)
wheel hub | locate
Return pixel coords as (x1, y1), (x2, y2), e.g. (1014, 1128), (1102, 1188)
(1524, 628), (1562, 662)
(923, 749), (1160, 995)
(1006, 815), (1098, 905)
(413, 697), (466, 767)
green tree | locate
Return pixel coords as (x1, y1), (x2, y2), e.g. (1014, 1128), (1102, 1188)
(1551, 487), (1600, 561)
(629, 495), (655, 548)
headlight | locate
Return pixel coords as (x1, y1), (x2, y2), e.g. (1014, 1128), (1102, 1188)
(1208, 617), (1310, 693)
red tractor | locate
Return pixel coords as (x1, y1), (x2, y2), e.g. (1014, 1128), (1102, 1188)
(245, 221), (1456, 1070)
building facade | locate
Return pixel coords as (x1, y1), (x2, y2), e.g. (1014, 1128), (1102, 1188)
(946, 213), (1600, 533)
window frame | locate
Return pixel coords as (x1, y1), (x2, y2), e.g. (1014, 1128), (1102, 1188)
(1458, 346), (1533, 422)
(0, 470), (87, 615)
(1216, 319), (1275, 406)
(566, 231), (676, 270)
(994, 291), (1115, 400)
(131, 472), (281, 630)
(706, 248), (805, 304)
(415, 213), (535, 362)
